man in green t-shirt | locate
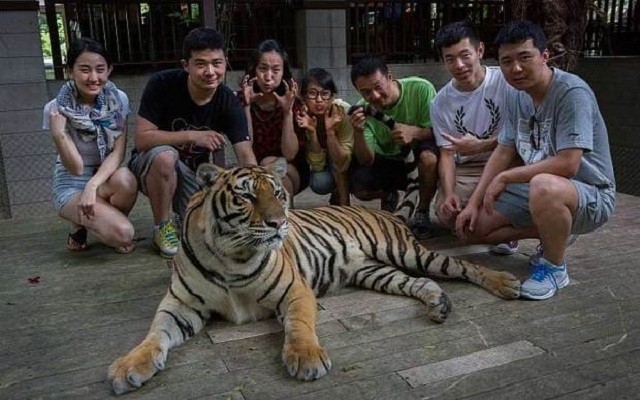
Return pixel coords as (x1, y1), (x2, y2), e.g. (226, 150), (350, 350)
(348, 56), (439, 239)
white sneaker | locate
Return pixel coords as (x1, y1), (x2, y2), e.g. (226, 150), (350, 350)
(489, 240), (519, 255)
(520, 258), (570, 300)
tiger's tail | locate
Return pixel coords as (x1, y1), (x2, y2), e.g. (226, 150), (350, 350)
(349, 103), (420, 222)
(393, 149), (420, 223)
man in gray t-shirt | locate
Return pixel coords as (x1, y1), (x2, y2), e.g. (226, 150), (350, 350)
(455, 20), (616, 301)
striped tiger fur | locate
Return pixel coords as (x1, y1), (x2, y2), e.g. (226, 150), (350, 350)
(108, 159), (520, 394)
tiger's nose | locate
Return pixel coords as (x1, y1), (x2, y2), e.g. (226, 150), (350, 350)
(266, 217), (286, 229)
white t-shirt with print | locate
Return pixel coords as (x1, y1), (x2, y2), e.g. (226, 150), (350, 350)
(431, 66), (514, 164)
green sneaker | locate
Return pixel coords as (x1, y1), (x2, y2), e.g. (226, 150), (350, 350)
(154, 220), (180, 258)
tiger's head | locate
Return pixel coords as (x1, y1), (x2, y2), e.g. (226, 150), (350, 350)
(193, 158), (290, 259)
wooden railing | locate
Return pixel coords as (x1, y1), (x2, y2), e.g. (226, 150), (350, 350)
(346, 0), (508, 64)
(41, 0), (640, 79)
(42, 0), (298, 79)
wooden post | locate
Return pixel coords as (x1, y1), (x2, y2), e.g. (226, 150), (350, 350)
(203, 0), (217, 29)
(45, 0), (64, 80)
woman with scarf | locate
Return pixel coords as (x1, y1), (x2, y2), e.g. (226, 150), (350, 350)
(43, 38), (137, 253)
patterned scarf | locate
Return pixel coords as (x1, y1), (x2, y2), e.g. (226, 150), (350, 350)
(55, 80), (125, 162)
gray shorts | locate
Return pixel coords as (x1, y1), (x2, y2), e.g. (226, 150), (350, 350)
(128, 145), (200, 219)
(494, 181), (616, 234)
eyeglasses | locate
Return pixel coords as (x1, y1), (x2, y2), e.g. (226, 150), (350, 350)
(529, 115), (541, 150)
(306, 90), (332, 100)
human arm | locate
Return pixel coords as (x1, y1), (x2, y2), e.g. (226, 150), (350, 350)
(134, 72), (227, 153)
(296, 107), (324, 171)
(390, 123), (433, 146)
(348, 106), (375, 166)
(275, 79), (300, 161)
(77, 132), (128, 219)
(232, 140), (258, 166)
(482, 148), (583, 214)
(134, 116), (226, 152)
(324, 103), (353, 172)
(49, 107), (83, 175)
(389, 78), (436, 146)
(239, 75), (263, 140)
(440, 132), (498, 156)
(455, 144), (517, 236)
(437, 148), (461, 218)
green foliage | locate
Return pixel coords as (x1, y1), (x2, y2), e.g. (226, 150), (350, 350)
(38, 13), (51, 58)
(38, 10), (67, 62)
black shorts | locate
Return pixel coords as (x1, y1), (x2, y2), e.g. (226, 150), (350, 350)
(349, 139), (438, 193)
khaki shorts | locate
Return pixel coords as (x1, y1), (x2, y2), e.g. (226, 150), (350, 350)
(435, 162), (484, 227)
(494, 181), (616, 234)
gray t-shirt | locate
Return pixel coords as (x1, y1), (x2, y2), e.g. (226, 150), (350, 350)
(498, 68), (615, 190)
(43, 89), (130, 167)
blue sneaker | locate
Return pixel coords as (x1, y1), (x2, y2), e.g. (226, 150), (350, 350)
(521, 258), (570, 300)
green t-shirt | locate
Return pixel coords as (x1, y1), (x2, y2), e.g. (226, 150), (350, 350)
(358, 77), (436, 159)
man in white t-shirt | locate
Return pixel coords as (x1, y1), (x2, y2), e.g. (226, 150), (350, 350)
(431, 20), (519, 255)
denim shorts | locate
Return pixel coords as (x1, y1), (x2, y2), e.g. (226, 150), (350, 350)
(51, 163), (97, 212)
(494, 181), (616, 234)
(309, 167), (335, 195)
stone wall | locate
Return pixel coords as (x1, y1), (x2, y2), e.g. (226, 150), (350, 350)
(575, 57), (640, 197)
(0, 2), (50, 219)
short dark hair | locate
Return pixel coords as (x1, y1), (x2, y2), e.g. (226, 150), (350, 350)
(66, 37), (111, 68)
(494, 20), (547, 53)
(245, 39), (293, 82)
(434, 20), (481, 56)
(350, 55), (388, 86)
(300, 68), (338, 95)
(182, 27), (225, 60)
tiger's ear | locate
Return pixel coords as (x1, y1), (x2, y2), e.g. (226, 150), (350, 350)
(196, 163), (224, 188)
(267, 157), (288, 179)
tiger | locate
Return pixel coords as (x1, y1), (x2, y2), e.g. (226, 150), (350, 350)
(108, 158), (520, 395)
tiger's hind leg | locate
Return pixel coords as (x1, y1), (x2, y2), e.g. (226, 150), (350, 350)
(108, 293), (206, 395)
(351, 263), (452, 323)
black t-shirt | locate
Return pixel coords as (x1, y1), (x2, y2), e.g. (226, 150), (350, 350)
(138, 69), (250, 167)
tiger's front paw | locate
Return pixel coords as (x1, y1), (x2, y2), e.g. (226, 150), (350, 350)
(282, 341), (332, 381)
(108, 338), (166, 395)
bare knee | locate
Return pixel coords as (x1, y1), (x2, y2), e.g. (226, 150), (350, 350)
(418, 150), (438, 175)
(112, 220), (135, 246)
(110, 168), (138, 195)
(149, 151), (179, 179)
(529, 174), (571, 208)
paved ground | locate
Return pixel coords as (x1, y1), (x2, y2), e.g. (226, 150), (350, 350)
(1, 189), (639, 399)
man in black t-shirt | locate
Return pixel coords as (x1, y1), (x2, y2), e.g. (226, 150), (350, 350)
(129, 27), (256, 258)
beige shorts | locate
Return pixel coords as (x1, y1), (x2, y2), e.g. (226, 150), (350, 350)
(435, 162), (485, 228)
